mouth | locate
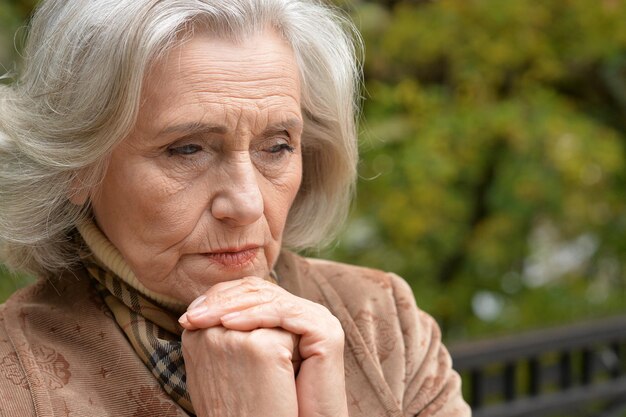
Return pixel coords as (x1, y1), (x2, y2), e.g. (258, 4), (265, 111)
(203, 246), (259, 268)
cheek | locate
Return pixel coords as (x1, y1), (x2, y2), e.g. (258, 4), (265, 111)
(265, 160), (302, 235)
(95, 158), (204, 248)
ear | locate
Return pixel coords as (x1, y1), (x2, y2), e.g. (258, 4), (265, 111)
(67, 170), (91, 206)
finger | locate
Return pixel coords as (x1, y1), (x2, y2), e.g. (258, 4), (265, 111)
(219, 299), (344, 360)
(180, 277), (280, 329)
(219, 298), (312, 333)
(187, 276), (266, 312)
(204, 275), (277, 302)
(180, 295), (273, 330)
(179, 276), (263, 329)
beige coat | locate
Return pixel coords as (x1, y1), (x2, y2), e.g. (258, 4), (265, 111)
(0, 251), (470, 416)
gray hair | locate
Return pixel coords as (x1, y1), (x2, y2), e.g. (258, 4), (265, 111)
(0, 0), (361, 276)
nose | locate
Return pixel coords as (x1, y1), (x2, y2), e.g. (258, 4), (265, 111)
(210, 153), (264, 226)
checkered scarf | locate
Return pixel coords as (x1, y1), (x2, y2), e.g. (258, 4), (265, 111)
(82, 255), (196, 415)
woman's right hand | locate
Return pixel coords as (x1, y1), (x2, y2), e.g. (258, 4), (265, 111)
(182, 326), (299, 417)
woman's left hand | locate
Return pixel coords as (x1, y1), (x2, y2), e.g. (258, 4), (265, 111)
(179, 277), (349, 417)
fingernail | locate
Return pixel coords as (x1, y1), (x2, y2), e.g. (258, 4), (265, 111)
(221, 311), (241, 321)
(178, 313), (189, 326)
(188, 295), (207, 311)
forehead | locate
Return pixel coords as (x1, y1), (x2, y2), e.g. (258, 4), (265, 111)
(138, 30), (302, 132)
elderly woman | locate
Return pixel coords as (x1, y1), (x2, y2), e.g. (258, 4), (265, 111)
(0, 0), (469, 416)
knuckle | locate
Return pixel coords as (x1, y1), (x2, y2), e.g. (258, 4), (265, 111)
(327, 317), (345, 345)
(241, 276), (264, 288)
(280, 300), (300, 317)
(182, 327), (226, 354)
(246, 328), (272, 347)
(245, 329), (288, 359)
(258, 289), (277, 304)
(311, 302), (332, 319)
(314, 305), (344, 345)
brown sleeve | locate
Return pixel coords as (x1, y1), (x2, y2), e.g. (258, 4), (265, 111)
(0, 305), (37, 417)
(388, 274), (471, 417)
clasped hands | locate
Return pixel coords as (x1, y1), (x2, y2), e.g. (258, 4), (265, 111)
(178, 277), (349, 417)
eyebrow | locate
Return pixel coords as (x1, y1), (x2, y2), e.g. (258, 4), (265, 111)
(263, 118), (304, 136)
(159, 118), (303, 137)
(160, 122), (228, 136)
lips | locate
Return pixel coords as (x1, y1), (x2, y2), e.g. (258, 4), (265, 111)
(204, 246), (259, 267)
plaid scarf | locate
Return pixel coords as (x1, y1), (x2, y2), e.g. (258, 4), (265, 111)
(82, 254), (196, 415)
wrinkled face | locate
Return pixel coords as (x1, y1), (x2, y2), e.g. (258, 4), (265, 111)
(90, 31), (303, 303)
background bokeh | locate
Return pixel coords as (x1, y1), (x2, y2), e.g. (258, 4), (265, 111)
(1, 0), (625, 345)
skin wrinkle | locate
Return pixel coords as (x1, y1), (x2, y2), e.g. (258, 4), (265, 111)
(90, 31), (303, 302)
(169, 53), (299, 102)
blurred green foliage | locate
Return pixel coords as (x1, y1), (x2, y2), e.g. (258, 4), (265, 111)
(326, 0), (626, 342)
(1, 0), (625, 343)
(0, 0), (36, 71)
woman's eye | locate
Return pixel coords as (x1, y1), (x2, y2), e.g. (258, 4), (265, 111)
(168, 144), (203, 156)
(266, 143), (295, 154)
